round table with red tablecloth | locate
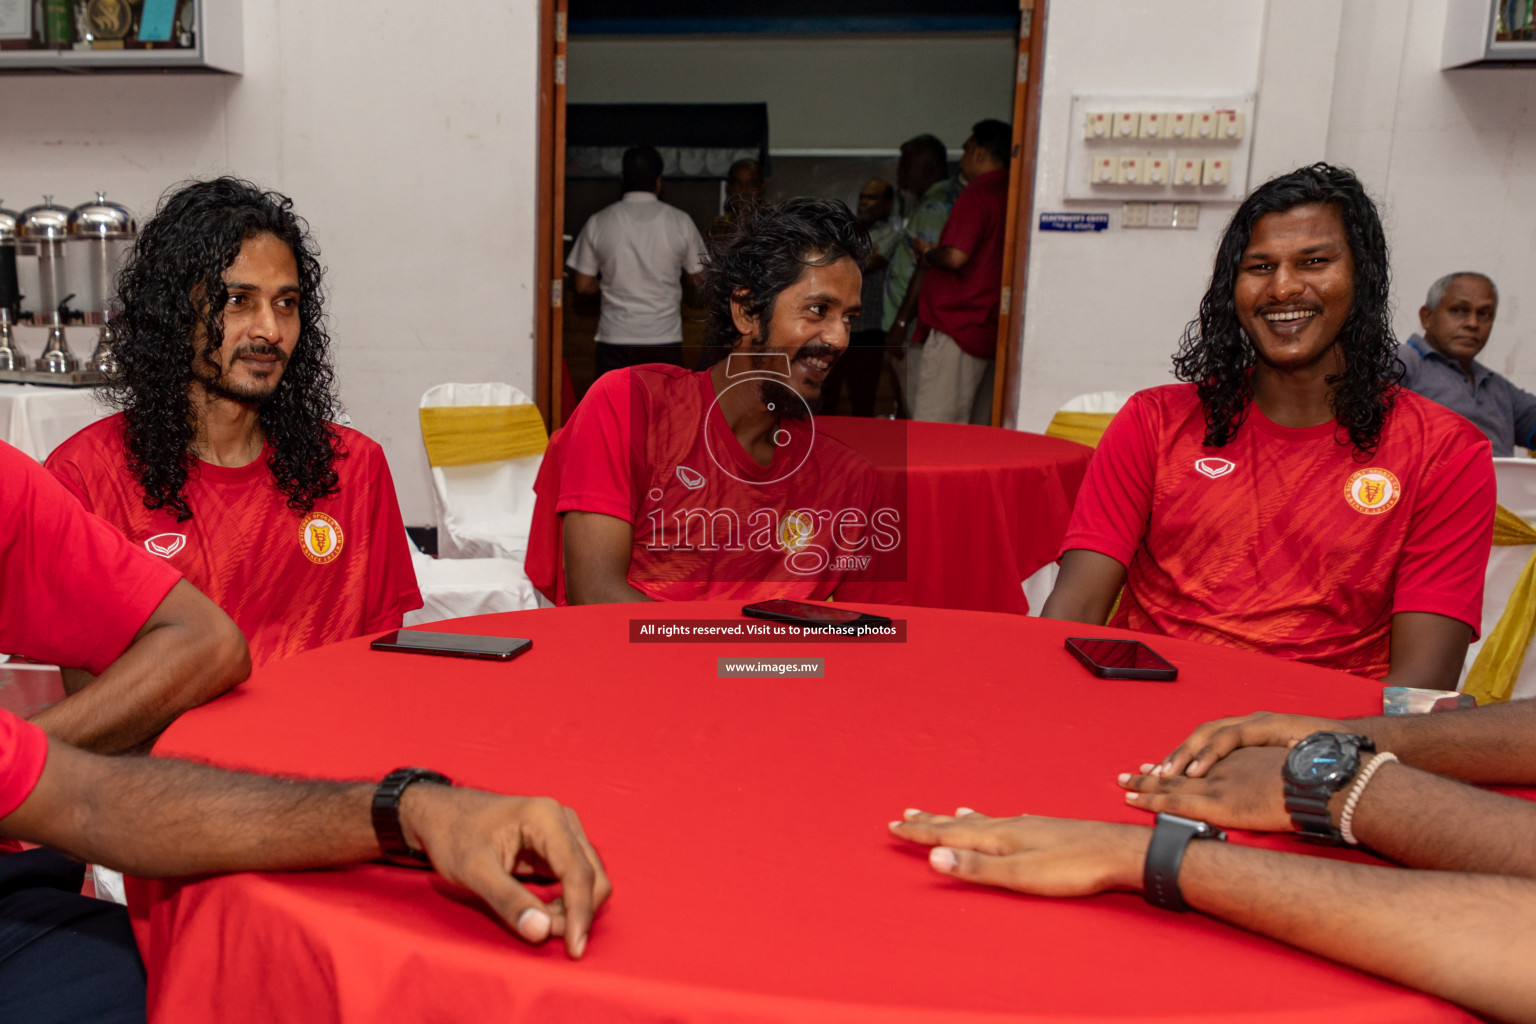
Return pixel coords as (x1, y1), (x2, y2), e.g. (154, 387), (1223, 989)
(131, 603), (1476, 1023)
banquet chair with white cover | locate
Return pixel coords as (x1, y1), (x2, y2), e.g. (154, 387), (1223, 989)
(418, 383), (547, 561)
(1025, 391), (1135, 615)
(1460, 457), (1536, 702)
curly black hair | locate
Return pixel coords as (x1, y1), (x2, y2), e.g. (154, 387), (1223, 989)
(1171, 162), (1400, 457)
(104, 176), (341, 521)
(699, 196), (872, 362)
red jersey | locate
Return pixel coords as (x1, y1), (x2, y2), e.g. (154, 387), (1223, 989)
(47, 416), (421, 668)
(917, 169), (1009, 358)
(1061, 385), (1495, 678)
(2, 439), (179, 675)
(528, 365), (879, 603)
(0, 711), (47, 821)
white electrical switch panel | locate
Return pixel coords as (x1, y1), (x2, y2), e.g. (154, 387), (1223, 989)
(1065, 95), (1254, 201)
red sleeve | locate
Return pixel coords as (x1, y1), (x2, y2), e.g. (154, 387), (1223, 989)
(1390, 435), (1496, 633)
(1057, 394), (1157, 567)
(358, 443), (423, 633)
(0, 711), (48, 821)
(938, 186), (985, 258)
(552, 370), (643, 523)
(3, 441), (180, 674)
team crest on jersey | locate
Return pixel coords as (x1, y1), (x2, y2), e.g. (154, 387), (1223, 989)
(778, 511), (815, 554)
(300, 513), (344, 564)
(1345, 468), (1401, 515)
(1194, 458), (1235, 480)
(144, 533), (186, 558)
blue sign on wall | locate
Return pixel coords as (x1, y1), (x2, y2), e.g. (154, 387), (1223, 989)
(1039, 213), (1110, 232)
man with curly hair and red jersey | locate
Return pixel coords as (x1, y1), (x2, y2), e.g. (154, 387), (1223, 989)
(1042, 164), (1494, 689)
(48, 177), (421, 667)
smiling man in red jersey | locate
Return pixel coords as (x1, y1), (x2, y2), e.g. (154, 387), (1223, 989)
(529, 197), (881, 604)
(47, 178), (420, 667)
(1042, 164), (1494, 689)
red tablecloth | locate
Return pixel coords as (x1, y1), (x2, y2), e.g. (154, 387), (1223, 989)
(816, 418), (1091, 615)
(132, 604), (1474, 1023)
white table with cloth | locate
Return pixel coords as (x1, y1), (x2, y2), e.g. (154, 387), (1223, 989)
(0, 382), (113, 462)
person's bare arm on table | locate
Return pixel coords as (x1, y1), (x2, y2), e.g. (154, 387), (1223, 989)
(5, 740), (610, 957)
(1153, 691), (1536, 781)
(890, 808), (1536, 1023)
(30, 580), (249, 755)
(1120, 745), (1536, 877)
(562, 510), (653, 605)
(1380, 611), (1471, 691)
(1039, 549), (1125, 625)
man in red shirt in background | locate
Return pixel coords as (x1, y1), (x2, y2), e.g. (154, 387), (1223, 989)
(1042, 164), (1493, 688)
(47, 178), (421, 667)
(911, 119), (1012, 425)
(529, 197), (882, 605)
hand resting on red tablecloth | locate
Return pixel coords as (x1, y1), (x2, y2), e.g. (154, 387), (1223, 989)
(889, 806), (1536, 1021)
(4, 739), (610, 959)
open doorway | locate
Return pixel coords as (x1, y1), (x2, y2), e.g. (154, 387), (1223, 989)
(534, 0), (1046, 429)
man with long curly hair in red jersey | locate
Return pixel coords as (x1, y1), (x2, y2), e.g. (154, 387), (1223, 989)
(48, 177), (421, 667)
(1042, 164), (1494, 689)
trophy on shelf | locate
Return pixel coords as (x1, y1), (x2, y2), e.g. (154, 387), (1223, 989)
(0, 201), (23, 383)
(16, 195), (95, 386)
(68, 191), (135, 377)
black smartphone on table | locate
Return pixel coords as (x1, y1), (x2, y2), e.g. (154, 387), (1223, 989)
(370, 630), (533, 661)
(1064, 636), (1178, 681)
(742, 599), (893, 629)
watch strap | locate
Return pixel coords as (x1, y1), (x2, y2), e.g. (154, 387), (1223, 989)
(1143, 812), (1226, 912)
(372, 767), (451, 868)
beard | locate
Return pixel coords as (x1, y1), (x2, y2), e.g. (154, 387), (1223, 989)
(193, 341), (288, 404)
(747, 321), (836, 421)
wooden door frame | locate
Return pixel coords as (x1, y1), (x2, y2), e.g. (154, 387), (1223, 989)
(537, 3), (1046, 430)
(534, 0), (568, 428)
(992, 0), (1048, 428)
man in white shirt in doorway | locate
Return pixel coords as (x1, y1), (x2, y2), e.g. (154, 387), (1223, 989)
(568, 145), (707, 379)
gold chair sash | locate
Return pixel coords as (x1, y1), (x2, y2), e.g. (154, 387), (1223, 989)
(419, 404), (548, 467)
(1463, 503), (1536, 705)
(1045, 410), (1116, 449)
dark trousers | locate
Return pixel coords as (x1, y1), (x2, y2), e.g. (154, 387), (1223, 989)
(0, 849), (146, 1024)
(594, 341), (685, 379)
(820, 329), (886, 417)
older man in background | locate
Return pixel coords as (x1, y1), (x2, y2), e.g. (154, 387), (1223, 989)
(1399, 272), (1536, 456)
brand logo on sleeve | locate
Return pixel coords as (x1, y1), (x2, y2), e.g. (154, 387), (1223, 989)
(675, 465), (707, 490)
(143, 533), (186, 558)
(300, 513), (344, 564)
(1345, 468), (1401, 515)
(1194, 458), (1236, 479)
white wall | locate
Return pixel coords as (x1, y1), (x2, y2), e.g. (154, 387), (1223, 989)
(1329, 0), (1536, 381)
(1013, 0), (1536, 430)
(1, 0), (542, 524)
(567, 34), (1016, 151)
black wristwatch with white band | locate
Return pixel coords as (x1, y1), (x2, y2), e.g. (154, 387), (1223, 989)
(1282, 731), (1375, 844)
(372, 767), (452, 868)
(1143, 812), (1226, 912)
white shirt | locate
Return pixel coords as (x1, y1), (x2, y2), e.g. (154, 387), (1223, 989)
(566, 191), (706, 345)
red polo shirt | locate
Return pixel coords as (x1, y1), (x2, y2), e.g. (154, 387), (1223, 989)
(917, 169), (1009, 359)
